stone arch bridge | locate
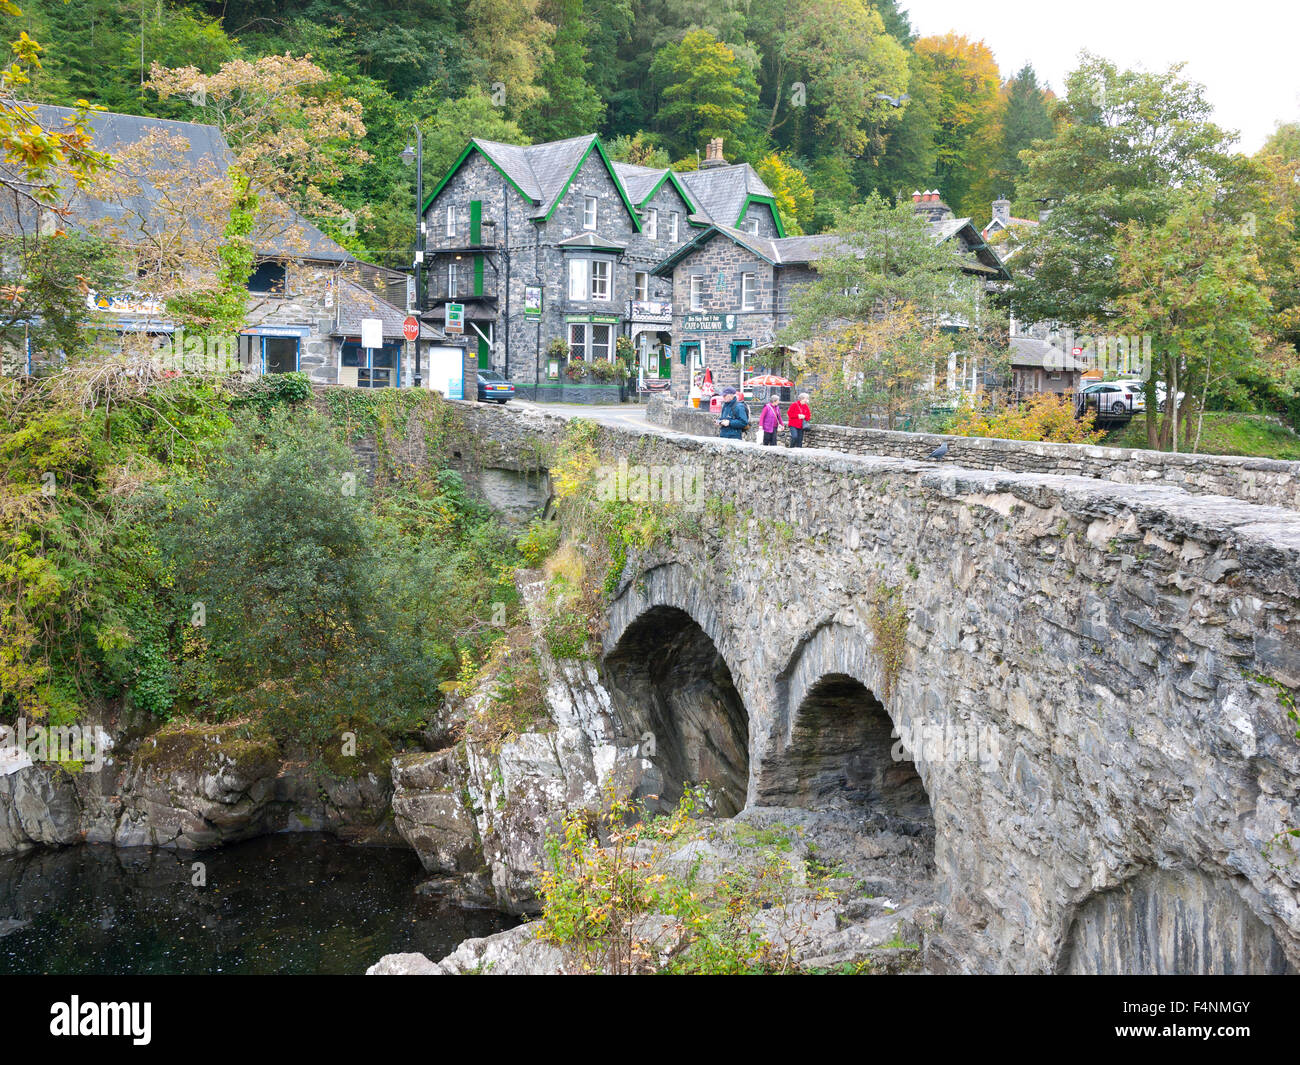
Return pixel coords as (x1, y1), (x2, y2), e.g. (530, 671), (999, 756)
(453, 403), (1300, 974)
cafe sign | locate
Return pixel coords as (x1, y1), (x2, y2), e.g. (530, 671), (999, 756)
(681, 312), (737, 332)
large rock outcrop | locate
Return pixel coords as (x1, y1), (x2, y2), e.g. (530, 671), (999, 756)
(1, 721), (397, 854)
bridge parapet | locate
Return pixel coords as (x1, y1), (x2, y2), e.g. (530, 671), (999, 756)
(644, 394), (1300, 511)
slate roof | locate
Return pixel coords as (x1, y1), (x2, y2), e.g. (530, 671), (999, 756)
(1010, 335), (1087, 371)
(555, 231), (625, 251)
(332, 278), (442, 341)
(470, 134), (607, 219)
(610, 161), (665, 205)
(11, 104), (354, 263)
(652, 221), (1007, 280)
(679, 164), (776, 228)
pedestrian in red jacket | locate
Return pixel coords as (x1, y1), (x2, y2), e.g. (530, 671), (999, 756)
(786, 393), (811, 448)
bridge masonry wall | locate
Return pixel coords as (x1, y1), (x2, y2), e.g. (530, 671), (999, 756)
(454, 401), (1300, 974)
(645, 394), (1300, 511)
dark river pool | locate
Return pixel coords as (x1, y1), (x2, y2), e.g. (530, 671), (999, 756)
(0, 833), (515, 975)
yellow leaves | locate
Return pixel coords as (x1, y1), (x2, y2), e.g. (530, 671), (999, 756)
(950, 392), (1106, 444)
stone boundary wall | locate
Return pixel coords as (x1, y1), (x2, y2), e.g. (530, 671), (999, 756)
(644, 394), (1300, 511)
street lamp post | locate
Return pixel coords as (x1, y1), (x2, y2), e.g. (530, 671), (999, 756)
(401, 128), (424, 387)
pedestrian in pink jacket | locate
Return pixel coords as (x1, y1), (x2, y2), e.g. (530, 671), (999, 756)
(759, 395), (784, 445)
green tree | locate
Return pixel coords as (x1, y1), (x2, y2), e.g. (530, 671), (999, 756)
(1012, 55), (1250, 331)
(160, 410), (437, 746)
(784, 192), (1000, 423)
(650, 29), (759, 159)
(870, 47), (938, 199)
(1116, 188), (1273, 452)
(750, 0), (908, 161)
(912, 33), (1001, 216)
(522, 0), (606, 141)
(411, 86), (530, 183)
(785, 191), (980, 334)
(992, 64), (1054, 210)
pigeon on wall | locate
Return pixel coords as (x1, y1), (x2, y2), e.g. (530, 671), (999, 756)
(926, 442), (949, 460)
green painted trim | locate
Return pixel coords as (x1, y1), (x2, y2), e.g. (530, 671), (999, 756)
(423, 141), (538, 214)
(541, 137), (643, 232)
(636, 169), (698, 217)
(470, 200), (482, 244)
(736, 194), (786, 238)
(473, 255), (484, 296)
(650, 224), (777, 278)
(730, 339), (751, 364)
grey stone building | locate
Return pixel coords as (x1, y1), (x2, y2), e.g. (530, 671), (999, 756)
(7, 105), (460, 390)
(651, 196), (1011, 403)
(419, 134), (783, 399)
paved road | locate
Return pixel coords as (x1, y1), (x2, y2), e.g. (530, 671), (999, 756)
(507, 400), (655, 429)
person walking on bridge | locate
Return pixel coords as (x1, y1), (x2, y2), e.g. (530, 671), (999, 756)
(786, 393), (811, 448)
(759, 394), (784, 445)
(717, 387), (749, 440)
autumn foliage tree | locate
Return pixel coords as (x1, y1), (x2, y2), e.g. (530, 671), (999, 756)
(950, 392), (1104, 444)
(146, 54), (369, 238)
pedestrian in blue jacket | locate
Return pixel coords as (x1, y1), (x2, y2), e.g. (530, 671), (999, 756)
(717, 387), (749, 440)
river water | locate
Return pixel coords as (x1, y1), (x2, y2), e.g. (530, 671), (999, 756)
(0, 834), (514, 975)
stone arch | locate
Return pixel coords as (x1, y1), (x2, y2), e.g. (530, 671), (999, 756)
(1057, 868), (1296, 975)
(602, 605), (749, 817)
(603, 566), (750, 816)
(758, 620), (934, 836)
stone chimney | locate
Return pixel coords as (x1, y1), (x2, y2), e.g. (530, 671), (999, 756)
(700, 137), (728, 169)
(911, 189), (953, 223)
(992, 198), (1011, 227)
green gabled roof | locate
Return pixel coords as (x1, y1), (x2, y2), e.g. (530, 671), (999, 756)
(423, 134), (641, 232)
(422, 140), (539, 213)
(735, 194), (786, 238)
(541, 137), (642, 231)
(649, 223), (779, 277)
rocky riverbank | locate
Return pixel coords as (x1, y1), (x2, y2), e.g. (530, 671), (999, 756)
(0, 719), (396, 854)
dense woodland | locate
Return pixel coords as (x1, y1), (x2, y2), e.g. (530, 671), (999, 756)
(5, 1), (1300, 441)
(16, 0), (1057, 253)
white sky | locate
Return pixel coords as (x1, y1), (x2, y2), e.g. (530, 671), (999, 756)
(900, 0), (1300, 152)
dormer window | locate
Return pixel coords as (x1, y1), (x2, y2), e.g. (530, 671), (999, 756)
(746, 215), (760, 236)
(669, 212), (679, 242)
(446, 204), (457, 238)
(583, 196), (597, 230)
(646, 208), (658, 239)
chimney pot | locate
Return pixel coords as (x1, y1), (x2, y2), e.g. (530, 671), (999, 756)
(912, 190), (922, 202)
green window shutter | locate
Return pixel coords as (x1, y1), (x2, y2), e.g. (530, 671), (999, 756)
(470, 200), (482, 245)
(473, 255), (484, 296)
(730, 341), (750, 364)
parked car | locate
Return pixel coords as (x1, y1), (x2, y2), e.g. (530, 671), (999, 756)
(477, 371), (514, 404)
(1079, 380), (1145, 414)
(1112, 379), (1185, 412)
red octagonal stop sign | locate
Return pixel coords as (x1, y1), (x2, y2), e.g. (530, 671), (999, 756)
(402, 316), (419, 342)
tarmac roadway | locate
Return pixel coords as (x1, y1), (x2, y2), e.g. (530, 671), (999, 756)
(506, 400), (655, 430)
